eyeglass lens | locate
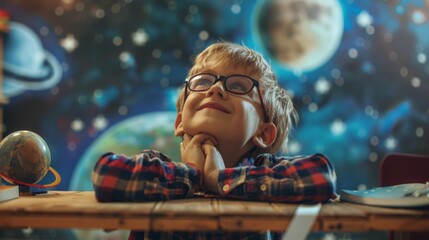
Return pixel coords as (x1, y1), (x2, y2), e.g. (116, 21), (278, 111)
(189, 74), (254, 94)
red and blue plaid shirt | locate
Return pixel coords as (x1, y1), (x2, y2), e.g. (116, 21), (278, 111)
(92, 150), (337, 240)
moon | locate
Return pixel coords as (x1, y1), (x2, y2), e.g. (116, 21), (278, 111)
(254, 0), (344, 72)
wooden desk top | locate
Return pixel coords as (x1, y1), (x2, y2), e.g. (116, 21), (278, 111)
(0, 191), (428, 232)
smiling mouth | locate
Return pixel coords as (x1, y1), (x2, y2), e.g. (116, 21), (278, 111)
(198, 102), (230, 113)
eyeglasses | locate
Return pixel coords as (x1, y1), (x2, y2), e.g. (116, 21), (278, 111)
(184, 73), (269, 122)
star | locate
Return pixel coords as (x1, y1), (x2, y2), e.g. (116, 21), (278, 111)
(60, 34), (78, 52)
(92, 115), (108, 131)
(384, 136), (397, 150)
(288, 141), (302, 154)
(71, 118), (84, 131)
(356, 10), (373, 28)
(132, 28), (149, 46)
(314, 77), (331, 94)
(331, 119), (346, 135)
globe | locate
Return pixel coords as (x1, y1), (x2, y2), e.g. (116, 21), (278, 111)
(0, 130), (51, 184)
(253, 0), (343, 72)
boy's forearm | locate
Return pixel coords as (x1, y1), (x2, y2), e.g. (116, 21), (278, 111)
(216, 154), (337, 203)
(92, 151), (201, 202)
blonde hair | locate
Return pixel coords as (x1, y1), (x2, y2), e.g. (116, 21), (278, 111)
(177, 42), (298, 155)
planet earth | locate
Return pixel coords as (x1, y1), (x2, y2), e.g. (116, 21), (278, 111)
(70, 111), (180, 191)
(0, 130), (51, 184)
(254, 0), (343, 72)
(69, 112), (180, 240)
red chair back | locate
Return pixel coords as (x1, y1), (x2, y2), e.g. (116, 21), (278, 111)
(380, 153), (429, 186)
(380, 153), (429, 240)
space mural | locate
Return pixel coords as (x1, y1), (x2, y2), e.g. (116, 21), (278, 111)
(1, 0), (428, 194)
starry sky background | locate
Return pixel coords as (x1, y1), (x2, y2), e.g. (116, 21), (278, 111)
(1, 0), (428, 192)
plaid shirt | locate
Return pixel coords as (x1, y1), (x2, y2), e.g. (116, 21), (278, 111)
(92, 150), (337, 240)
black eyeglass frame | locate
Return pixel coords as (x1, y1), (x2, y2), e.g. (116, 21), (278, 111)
(183, 73), (270, 122)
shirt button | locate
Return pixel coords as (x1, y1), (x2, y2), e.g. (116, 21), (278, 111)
(260, 184), (267, 192)
(222, 184), (230, 192)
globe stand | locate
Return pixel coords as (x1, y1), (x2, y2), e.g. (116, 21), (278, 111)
(18, 185), (31, 196)
(18, 185), (47, 196)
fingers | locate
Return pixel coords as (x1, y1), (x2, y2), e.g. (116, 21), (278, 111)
(183, 133), (217, 148)
(182, 134), (191, 149)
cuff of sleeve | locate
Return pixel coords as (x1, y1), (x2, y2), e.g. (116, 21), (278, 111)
(185, 162), (203, 192)
(218, 168), (247, 196)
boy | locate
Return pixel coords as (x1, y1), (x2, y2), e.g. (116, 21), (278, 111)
(92, 42), (337, 239)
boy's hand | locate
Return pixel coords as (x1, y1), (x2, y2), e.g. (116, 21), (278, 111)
(180, 134), (217, 174)
(202, 140), (225, 194)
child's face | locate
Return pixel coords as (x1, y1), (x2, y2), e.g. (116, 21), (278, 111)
(178, 65), (266, 151)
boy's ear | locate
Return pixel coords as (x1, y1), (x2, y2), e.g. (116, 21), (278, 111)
(252, 123), (277, 148)
(174, 112), (185, 136)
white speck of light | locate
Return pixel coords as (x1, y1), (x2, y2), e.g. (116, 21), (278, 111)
(400, 67), (408, 77)
(39, 26), (49, 36)
(199, 31), (209, 41)
(366, 25), (375, 35)
(118, 105), (128, 115)
(334, 77), (344, 86)
(370, 136), (379, 146)
(365, 105), (379, 118)
(331, 119), (346, 135)
(111, 4), (121, 13)
(167, 1), (177, 11)
(308, 103), (318, 112)
(132, 28), (149, 46)
(314, 77), (331, 94)
(411, 77), (421, 87)
(185, 14), (194, 23)
(189, 5), (198, 14)
(417, 53), (427, 63)
(358, 184), (367, 191)
(113, 36), (123, 46)
(71, 119), (84, 132)
(369, 152), (378, 162)
(412, 9), (427, 24)
(119, 51), (131, 62)
(416, 127), (424, 137)
(152, 49), (162, 59)
(384, 136), (398, 150)
(75, 2), (85, 12)
(389, 51), (398, 61)
(384, 33), (393, 43)
(93, 115), (108, 130)
(162, 65), (171, 74)
(60, 34), (78, 52)
(288, 141), (302, 154)
(331, 69), (341, 79)
(55, 7), (64, 16)
(231, 4), (241, 14)
(348, 48), (358, 58)
(321, 233), (337, 240)
(95, 9), (105, 19)
(356, 11), (373, 28)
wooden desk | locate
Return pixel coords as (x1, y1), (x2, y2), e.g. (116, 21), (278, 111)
(0, 191), (428, 232)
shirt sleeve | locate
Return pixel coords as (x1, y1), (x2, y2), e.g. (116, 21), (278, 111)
(92, 150), (201, 202)
(217, 154), (337, 203)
